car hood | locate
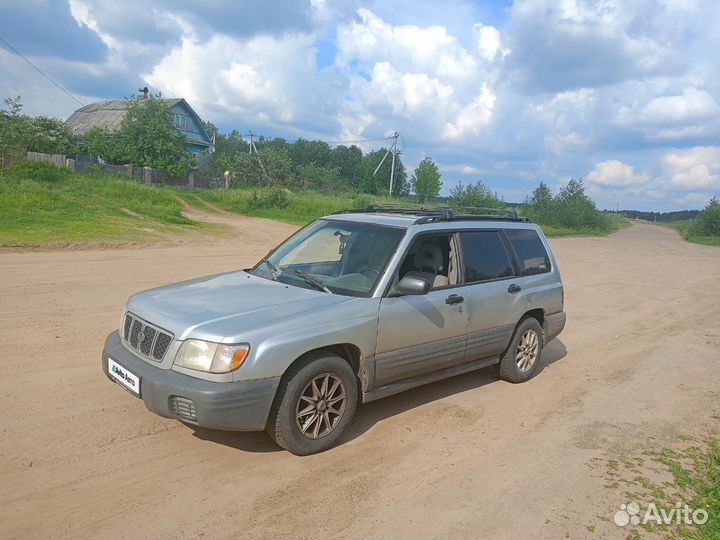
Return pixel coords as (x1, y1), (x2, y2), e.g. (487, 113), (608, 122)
(126, 270), (352, 342)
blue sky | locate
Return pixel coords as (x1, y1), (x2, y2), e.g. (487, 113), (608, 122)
(1, 0), (719, 210)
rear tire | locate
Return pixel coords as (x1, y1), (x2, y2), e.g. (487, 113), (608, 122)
(267, 351), (358, 455)
(498, 317), (544, 383)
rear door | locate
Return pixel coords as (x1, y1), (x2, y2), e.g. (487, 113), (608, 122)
(459, 230), (519, 360)
(503, 228), (561, 321)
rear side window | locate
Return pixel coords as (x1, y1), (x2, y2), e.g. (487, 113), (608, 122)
(459, 231), (514, 283)
(506, 229), (551, 276)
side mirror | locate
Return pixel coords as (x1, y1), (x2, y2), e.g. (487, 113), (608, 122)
(395, 274), (432, 296)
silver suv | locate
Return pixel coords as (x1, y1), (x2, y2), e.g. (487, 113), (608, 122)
(102, 206), (566, 454)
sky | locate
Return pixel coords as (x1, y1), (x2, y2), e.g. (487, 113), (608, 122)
(1, 0), (720, 211)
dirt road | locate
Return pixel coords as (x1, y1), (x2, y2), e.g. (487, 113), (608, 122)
(1, 215), (719, 539)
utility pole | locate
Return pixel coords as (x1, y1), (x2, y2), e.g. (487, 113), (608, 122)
(389, 131), (399, 197)
(372, 131), (400, 196)
(246, 130), (266, 180)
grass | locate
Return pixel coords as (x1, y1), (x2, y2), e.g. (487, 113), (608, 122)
(0, 162), (202, 246)
(601, 426), (720, 539)
(180, 187), (389, 226)
(184, 187), (629, 237)
(0, 162), (629, 246)
(539, 213), (630, 238)
(659, 220), (720, 247)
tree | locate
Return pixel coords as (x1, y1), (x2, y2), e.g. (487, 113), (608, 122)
(359, 148), (408, 196)
(231, 152), (263, 186)
(690, 196), (720, 237)
(28, 116), (76, 155)
(115, 95), (190, 175)
(297, 164), (340, 190)
(449, 180), (505, 208)
(288, 138), (331, 168)
(329, 144), (363, 187)
(530, 182), (553, 207)
(0, 96), (29, 166)
(210, 129), (248, 176)
(554, 178), (604, 229)
(411, 157), (442, 203)
(231, 146), (295, 187)
(524, 181), (556, 224)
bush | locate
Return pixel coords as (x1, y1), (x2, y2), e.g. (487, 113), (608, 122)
(689, 197), (720, 237)
(3, 161), (71, 183)
(449, 180), (505, 208)
(524, 179), (610, 231)
(246, 187), (290, 209)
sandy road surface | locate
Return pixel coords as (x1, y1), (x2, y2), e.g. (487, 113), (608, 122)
(1, 215), (719, 539)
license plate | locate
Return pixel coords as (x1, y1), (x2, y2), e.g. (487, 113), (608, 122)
(108, 358), (140, 395)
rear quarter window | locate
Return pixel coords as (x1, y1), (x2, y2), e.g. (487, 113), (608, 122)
(505, 229), (552, 276)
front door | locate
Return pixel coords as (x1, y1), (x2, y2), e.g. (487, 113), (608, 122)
(373, 233), (469, 388)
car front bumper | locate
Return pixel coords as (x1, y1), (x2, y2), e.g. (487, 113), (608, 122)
(102, 331), (280, 431)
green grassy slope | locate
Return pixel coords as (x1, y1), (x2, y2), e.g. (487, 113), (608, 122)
(659, 220), (720, 247)
(1, 162), (627, 246)
(0, 162), (201, 247)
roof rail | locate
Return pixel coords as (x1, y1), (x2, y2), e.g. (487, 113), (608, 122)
(332, 204), (530, 224)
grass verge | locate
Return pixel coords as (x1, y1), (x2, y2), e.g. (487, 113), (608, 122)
(599, 425), (719, 539)
(0, 162), (202, 247)
(659, 221), (720, 247)
(1, 162), (628, 246)
(539, 213), (630, 237)
(184, 187), (627, 237)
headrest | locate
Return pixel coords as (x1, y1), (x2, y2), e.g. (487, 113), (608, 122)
(414, 242), (443, 273)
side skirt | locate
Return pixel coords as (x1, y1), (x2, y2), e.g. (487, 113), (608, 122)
(361, 355), (499, 403)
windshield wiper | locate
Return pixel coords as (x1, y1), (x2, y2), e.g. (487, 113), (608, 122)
(279, 266), (332, 293)
(259, 258), (280, 281)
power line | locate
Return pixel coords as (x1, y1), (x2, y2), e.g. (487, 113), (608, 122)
(0, 36), (85, 107)
(323, 135), (395, 145)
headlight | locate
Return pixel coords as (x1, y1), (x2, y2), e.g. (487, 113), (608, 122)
(174, 340), (249, 373)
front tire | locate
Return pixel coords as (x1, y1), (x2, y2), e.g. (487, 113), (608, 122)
(497, 317), (544, 383)
(267, 352), (358, 455)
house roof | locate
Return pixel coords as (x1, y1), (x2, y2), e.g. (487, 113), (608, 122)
(65, 98), (211, 147)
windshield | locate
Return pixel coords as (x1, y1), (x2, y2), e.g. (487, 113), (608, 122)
(251, 219), (406, 297)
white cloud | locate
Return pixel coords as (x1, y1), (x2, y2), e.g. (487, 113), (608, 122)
(144, 31), (338, 131)
(336, 9), (479, 82)
(616, 86), (720, 127)
(442, 85), (496, 139)
(586, 160), (649, 186)
(662, 147), (720, 189)
(335, 9), (502, 142)
(675, 192), (715, 206)
(507, 0), (684, 92)
(473, 23), (508, 61)
(441, 163), (482, 175)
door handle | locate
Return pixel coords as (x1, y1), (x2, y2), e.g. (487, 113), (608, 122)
(507, 284), (522, 294)
(445, 294), (464, 305)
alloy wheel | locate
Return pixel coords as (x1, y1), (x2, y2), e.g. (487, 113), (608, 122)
(516, 329), (539, 372)
(295, 373), (347, 439)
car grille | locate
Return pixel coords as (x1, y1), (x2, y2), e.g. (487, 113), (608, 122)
(122, 312), (174, 362)
(170, 396), (197, 423)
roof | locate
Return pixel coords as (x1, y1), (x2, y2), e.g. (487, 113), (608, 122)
(66, 99), (129, 134)
(65, 98), (210, 146)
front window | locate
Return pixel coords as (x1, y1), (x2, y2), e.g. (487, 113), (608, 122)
(251, 219), (405, 297)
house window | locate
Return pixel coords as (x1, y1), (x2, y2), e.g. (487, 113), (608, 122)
(174, 114), (188, 131)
